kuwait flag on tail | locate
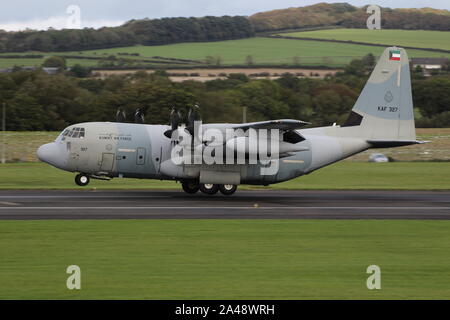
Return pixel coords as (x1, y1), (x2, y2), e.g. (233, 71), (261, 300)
(389, 49), (401, 61)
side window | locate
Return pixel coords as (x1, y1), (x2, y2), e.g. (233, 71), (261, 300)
(79, 128), (85, 138)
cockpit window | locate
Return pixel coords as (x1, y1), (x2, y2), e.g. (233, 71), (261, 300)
(61, 127), (86, 141)
(72, 128), (80, 138)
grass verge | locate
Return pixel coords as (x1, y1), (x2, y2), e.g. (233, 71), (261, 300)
(1, 219), (450, 299)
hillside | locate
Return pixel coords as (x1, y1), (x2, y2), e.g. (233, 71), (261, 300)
(249, 2), (450, 32)
(1, 3), (450, 54)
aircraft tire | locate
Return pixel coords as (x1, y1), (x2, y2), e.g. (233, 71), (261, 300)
(75, 174), (90, 187)
(182, 182), (200, 194)
(199, 183), (219, 195)
(219, 184), (237, 196)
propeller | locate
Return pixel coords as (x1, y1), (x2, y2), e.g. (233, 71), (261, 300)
(170, 107), (182, 131)
(186, 104), (201, 135)
(116, 108), (126, 123)
(164, 107), (182, 138)
(134, 108), (145, 124)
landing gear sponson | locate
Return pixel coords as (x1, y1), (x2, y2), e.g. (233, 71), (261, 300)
(182, 182), (237, 196)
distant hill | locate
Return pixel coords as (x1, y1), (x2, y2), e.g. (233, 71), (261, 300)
(249, 2), (450, 32)
(1, 2), (450, 53)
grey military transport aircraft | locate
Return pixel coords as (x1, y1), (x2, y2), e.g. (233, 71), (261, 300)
(37, 47), (425, 196)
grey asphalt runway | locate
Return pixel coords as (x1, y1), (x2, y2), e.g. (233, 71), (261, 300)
(0, 190), (449, 220)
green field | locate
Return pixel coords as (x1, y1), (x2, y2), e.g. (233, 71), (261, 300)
(75, 37), (450, 66)
(282, 29), (450, 51)
(1, 161), (449, 190)
(0, 57), (109, 69)
(1, 36), (449, 69)
(0, 58), (43, 69)
(1, 219), (450, 299)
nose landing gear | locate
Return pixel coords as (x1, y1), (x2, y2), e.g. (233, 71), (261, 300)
(75, 174), (90, 187)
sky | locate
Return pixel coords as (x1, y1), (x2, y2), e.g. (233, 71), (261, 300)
(0, 0), (449, 31)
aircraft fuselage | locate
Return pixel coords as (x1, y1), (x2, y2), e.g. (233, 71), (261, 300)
(37, 121), (370, 186)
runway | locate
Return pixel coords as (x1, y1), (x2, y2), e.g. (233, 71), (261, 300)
(0, 190), (449, 220)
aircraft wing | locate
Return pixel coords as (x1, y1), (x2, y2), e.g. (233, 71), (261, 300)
(231, 119), (310, 131)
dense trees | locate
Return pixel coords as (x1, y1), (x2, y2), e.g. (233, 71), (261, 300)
(42, 56), (66, 69)
(123, 16), (253, 45)
(412, 77), (450, 127)
(0, 16), (254, 53)
(1, 61), (449, 131)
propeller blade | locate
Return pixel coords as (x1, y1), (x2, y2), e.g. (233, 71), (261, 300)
(134, 108), (145, 124)
(170, 108), (181, 131)
(187, 104), (201, 134)
(116, 109), (126, 122)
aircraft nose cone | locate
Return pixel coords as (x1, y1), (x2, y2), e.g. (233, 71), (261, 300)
(37, 143), (65, 169)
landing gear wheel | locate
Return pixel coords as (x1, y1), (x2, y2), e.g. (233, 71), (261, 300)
(199, 183), (219, 195)
(182, 182), (200, 194)
(75, 174), (90, 187)
(219, 184), (237, 196)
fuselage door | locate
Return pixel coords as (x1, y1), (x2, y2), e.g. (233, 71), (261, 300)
(137, 147), (146, 165)
(100, 153), (115, 172)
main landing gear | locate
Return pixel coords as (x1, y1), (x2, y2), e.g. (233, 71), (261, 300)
(181, 182), (237, 196)
(219, 184), (238, 196)
(182, 182), (200, 194)
(75, 173), (90, 187)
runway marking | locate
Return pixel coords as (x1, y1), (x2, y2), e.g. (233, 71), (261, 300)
(0, 195), (170, 199)
(0, 206), (448, 210)
(0, 201), (20, 206)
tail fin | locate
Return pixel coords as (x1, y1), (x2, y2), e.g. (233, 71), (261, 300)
(343, 47), (416, 143)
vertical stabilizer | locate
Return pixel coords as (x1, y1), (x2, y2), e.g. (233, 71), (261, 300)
(343, 47), (416, 141)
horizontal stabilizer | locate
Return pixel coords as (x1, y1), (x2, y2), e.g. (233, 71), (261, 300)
(367, 140), (429, 148)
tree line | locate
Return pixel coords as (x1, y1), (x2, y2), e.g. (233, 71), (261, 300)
(1, 58), (449, 131)
(0, 16), (254, 52)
